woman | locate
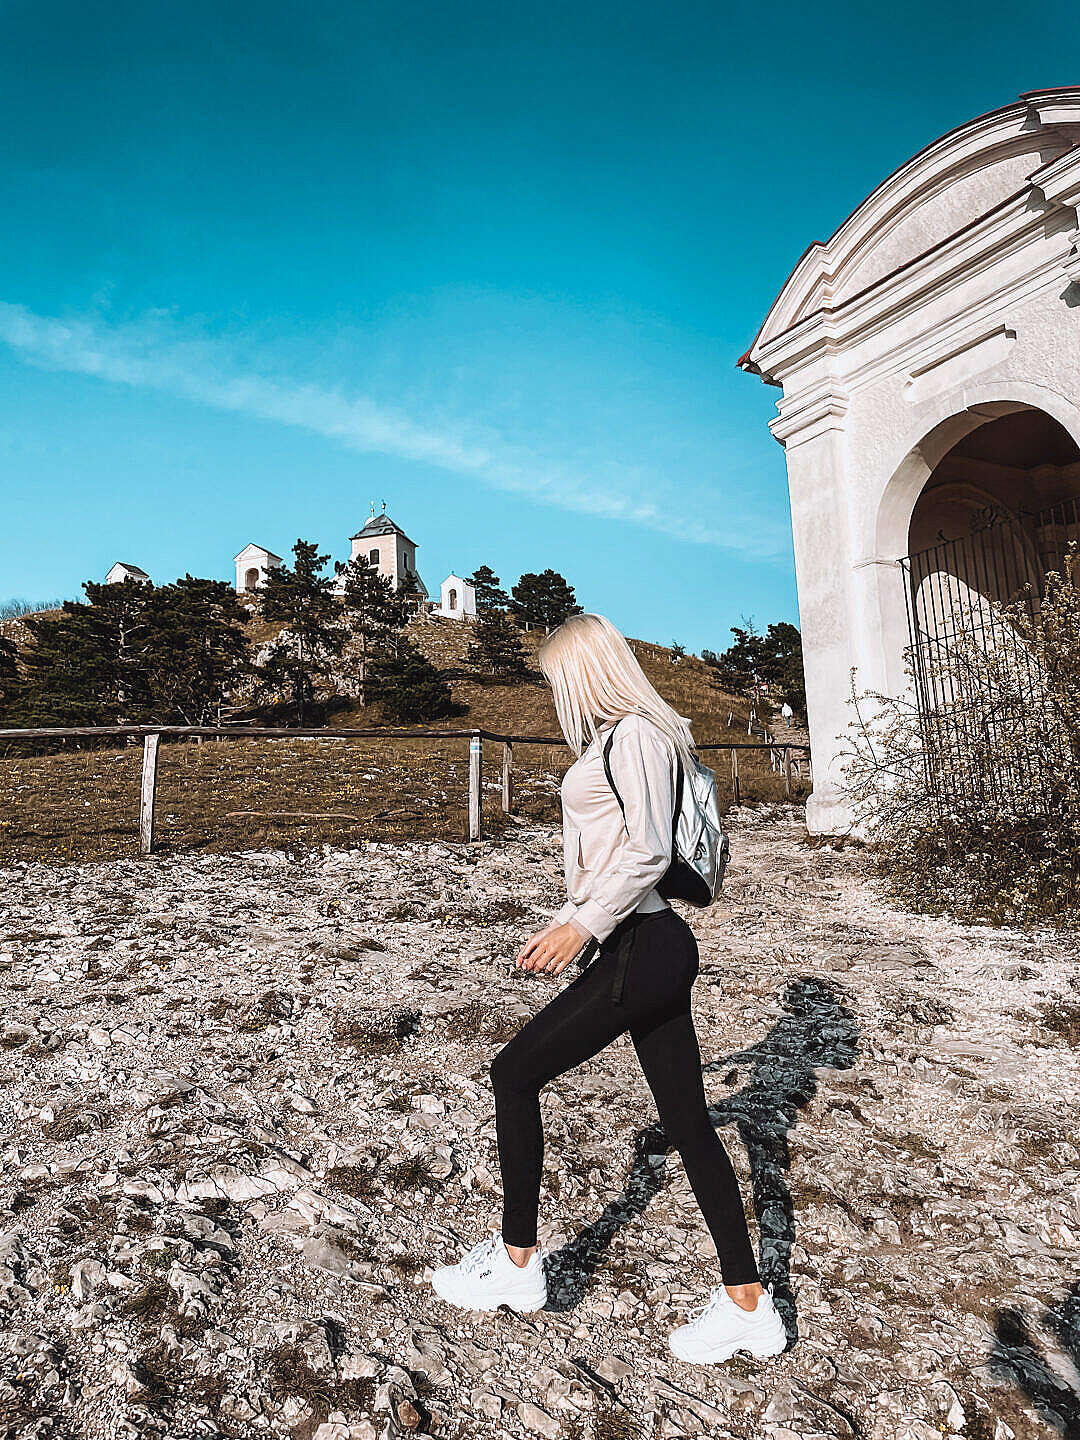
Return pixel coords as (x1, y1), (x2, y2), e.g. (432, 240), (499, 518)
(432, 614), (785, 1365)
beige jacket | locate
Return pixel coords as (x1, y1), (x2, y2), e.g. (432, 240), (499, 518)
(553, 713), (676, 943)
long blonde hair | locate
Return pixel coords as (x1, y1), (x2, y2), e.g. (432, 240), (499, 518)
(538, 613), (695, 767)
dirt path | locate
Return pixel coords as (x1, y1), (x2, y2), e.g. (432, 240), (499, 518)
(1, 808), (1078, 1438)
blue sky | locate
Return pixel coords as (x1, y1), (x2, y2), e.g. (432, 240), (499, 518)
(0, 1), (1075, 653)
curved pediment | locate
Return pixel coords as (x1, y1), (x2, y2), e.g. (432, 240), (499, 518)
(744, 89), (1080, 371)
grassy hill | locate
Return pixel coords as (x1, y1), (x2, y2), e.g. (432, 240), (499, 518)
(324, 617), (758, 744)
(0, 616), (807, 865)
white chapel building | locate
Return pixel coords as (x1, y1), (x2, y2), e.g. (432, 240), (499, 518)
(234, 543), (283, 593)
(435, 573), (476, 618)
(105, 562), (149, 585)
(740, 88), (1080, 834)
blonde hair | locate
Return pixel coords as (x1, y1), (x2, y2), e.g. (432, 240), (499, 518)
(538, 613), (695, 767)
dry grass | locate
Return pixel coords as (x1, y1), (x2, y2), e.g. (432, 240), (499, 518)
(384, 1154), (439, 1191)
(44, 1102), (111, 1141)
(1040, 1003), (1080, 1044)
(325, 1163), (382, 1199)
(0, 628), (806, 865)
(443, 1000), (522, 1044)
(331, 1007), (420, 1053)
(263, 1344), (376, 1421)
(563, 1410), (644, 1440)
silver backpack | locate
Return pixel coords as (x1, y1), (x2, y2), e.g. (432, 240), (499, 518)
(602, 724), (730, 908)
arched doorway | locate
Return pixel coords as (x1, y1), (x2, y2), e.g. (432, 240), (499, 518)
(244, 568), (260, 592)
(900, 408), (1080, 812)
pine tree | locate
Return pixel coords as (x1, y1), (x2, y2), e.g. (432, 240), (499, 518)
(511, 570), (582, 631)
(10, 577), (251, 729)
(711, 621), (768, 697)
(15, 579), (155, 727)
(0, 634), (19, 724)
(708, 620), (805, 711)
(335, 553), (410, 705)
(760, 622), (806, 713)
(467, 565), (509, 614)
(257, 540), (343, 721)
(143, 577), (250, 724)
(466, 607), (529, 679)
(370, 639), (456, 722)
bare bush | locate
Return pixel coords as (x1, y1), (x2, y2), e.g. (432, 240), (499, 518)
(0, 597), (67, 620)
(840, 547), (1080, 925)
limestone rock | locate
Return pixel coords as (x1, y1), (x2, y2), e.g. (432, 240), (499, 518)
(0, 812), (1075, 1438)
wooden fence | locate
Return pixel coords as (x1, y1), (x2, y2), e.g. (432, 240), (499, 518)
(0, 724), (811, 855)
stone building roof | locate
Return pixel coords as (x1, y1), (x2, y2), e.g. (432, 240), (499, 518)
(350, 513), (417, 547)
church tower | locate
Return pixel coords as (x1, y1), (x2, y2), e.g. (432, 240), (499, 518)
(348, 504), (428, 597)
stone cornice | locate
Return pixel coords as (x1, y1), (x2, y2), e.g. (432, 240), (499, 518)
(1032, 143), (1080, 209)
(751, 184), (1075, 395)
(769, 388), (850, 448)
(743, 90), (1080, 385)
(1033, 144), (1080, 283)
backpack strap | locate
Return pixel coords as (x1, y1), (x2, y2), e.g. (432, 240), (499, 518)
(601, 722), (627, 832)
(602, 719), (683, 850)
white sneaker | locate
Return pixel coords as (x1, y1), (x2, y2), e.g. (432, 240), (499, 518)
(668, 1284), (787, 1364)
(431, 1235), (547, 1313)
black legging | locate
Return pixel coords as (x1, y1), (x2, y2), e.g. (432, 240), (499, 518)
(491, 907), (759, 1285)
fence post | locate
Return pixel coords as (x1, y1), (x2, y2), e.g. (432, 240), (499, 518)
(730, 747), (740, 806)
(501, 740), (514, 814)
(784, 745), (793, 797)
(139, 732), (160, 856)
(469, 731), (483, 841)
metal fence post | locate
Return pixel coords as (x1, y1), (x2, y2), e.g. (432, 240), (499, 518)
(501, 740), (513, 814)
(784, 745), (793, 797)
(139, 732), (160, 856)
(468, 731), (483, 840)
(730, 747), (740, 806)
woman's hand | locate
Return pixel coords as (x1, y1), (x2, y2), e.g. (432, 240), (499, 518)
(515, 922), (587, 976)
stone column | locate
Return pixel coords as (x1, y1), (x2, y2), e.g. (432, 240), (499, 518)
(774, 390), (858, 834)
(851, 555), (911, 701)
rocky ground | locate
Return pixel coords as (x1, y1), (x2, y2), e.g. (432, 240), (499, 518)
(1, 807), (1079, 1440)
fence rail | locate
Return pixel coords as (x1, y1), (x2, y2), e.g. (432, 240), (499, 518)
(0, 724), (811, 854)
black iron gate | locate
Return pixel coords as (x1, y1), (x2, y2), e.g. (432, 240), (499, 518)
(900, 496), (1080, 816)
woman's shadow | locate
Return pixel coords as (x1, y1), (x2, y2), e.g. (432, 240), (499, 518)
(544, 975), (859, 1342)
(990, 1284), (1080, 1437)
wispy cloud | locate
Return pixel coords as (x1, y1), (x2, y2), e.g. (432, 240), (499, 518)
(0, 301), (787, 558)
